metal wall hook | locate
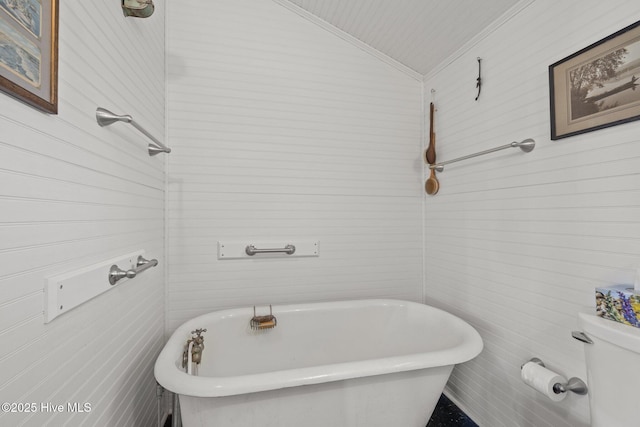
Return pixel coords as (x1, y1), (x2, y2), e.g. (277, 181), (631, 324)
(475, 57), (482, 101)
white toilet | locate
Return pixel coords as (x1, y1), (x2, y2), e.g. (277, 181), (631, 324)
(577, 312), (640, 426)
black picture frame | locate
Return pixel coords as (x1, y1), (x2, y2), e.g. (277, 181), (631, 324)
(550, 20), (640, 140)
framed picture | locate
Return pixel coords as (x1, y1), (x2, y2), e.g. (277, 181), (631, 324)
(550, 20), (640, 140)
(0, 0), (58, 114)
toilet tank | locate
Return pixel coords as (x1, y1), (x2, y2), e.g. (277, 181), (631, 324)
(578, 313), (640, 427)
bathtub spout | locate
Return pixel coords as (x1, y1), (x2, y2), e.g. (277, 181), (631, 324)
(182, 328), (207, 374)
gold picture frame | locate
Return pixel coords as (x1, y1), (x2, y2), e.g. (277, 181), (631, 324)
(0, 0), (58, 114)
(550, 20), (640, 140)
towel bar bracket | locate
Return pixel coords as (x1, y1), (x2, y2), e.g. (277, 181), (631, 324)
(109, 255), (159, 285)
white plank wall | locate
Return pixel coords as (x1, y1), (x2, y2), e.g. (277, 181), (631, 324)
(424, 1), (640, 426)
(166, 0), (423, 331)
(0, 2), (165, 426)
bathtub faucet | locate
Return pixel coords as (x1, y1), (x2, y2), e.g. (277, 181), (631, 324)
(182, 328), (207, 372)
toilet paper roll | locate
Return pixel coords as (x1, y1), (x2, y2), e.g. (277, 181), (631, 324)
(521, 361), (567, 402)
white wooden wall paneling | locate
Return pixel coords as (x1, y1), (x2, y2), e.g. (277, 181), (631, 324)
(424, 1), (640, 425)
(166, 0), (423, 331)
(0, 1), (166, 425)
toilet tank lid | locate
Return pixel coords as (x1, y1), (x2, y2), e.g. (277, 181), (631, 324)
(579, 312), (640, 354)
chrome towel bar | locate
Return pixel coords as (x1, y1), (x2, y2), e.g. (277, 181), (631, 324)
(109, 255), (158, 285)
(96, 107), (171, 156)
(245, 244), (296, 256)
(430, 138), (534, 172)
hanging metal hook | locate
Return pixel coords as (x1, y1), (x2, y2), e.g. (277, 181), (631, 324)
(475, 57), (482, 101)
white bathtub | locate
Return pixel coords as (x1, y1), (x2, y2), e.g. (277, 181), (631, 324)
(154, 299), (483, 427)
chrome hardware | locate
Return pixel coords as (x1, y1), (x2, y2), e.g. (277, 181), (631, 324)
(571, 331), (594, 344)
(523, 357), (589, 396)
(96, 107), (171, 156)
(430, 138), (535, 172)
(553, 377), (589, 395)
(245, 244), (296, 256)
(148, 144), (170, 156)
(108, 265), (136, 285)
(133, 255), (158, 274)
(108, 255), (159, 285)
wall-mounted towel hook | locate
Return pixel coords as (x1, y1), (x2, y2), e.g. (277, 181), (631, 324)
(475, 57), (482, 101)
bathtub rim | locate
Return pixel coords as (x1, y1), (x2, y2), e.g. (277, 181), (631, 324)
(154, 299), (483, 397)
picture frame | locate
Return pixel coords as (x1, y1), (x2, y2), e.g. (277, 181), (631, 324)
(549, 20), (640, 140)
(0, 0), (59, 114)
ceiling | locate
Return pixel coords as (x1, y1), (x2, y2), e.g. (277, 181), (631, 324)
(282, 0), (523, 76)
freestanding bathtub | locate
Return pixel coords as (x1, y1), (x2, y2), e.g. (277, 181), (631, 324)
(154, 299), (483, 427)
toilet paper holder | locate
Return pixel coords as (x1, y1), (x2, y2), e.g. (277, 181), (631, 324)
(522, 358), (589, 395)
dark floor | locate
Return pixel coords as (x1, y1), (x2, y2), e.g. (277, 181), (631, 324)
(164, 393), (478, 427)
(427, 394), (479, 427)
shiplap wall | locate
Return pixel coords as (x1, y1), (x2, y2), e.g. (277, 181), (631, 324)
(0, 2), (165, 426)
(166, 0), (423, 331)
(424, 1), (640, 426)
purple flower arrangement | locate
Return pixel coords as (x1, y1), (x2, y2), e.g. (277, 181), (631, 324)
(618, 291), (640, 327)
(596, 285), (640, 329)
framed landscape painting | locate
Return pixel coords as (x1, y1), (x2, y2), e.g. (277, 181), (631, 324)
(550, 20), (640, 139)
(0, 0), (58, 114)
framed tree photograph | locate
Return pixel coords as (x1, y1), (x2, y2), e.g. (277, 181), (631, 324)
(0, 0), (58, 114)
(550, 20), (640, 140)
